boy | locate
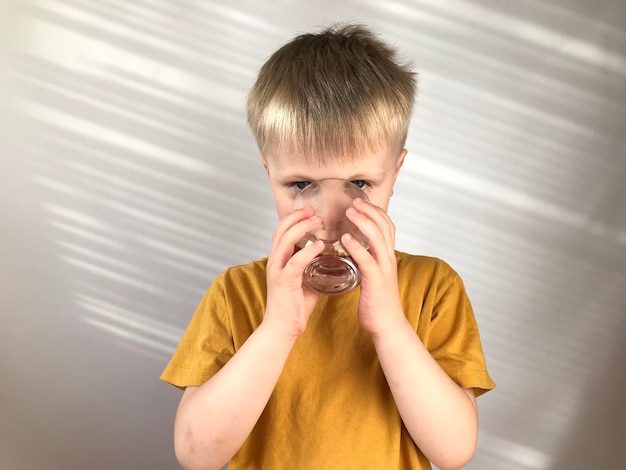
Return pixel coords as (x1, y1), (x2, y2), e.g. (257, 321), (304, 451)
(161, 23), (495, 470)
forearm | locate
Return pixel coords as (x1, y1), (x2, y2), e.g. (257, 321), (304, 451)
(174, 323), (296, 470)
(372, 317), (478, 470)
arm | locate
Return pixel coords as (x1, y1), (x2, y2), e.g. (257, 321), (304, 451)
(371, 318), (478, 470)
(174, 324), (296, 470)
(343, 198), (478, 470)
(174, 207), (324, 470)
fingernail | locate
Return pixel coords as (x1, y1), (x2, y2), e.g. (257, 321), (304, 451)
(354, 198), (363, 205)
(346, 208), (357, 216)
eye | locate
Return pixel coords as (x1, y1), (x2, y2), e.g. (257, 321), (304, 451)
(350, 180), (369, 189)
(289, 181), (311, 191)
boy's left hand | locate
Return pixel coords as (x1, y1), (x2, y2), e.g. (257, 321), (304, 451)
(342, 198), (405, 336)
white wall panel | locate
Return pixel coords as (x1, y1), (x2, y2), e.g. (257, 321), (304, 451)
(2, 1), (625, 469)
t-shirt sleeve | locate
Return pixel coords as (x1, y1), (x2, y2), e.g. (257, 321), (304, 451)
(428, 267), (496, 397)
(160, 273), (235, 389)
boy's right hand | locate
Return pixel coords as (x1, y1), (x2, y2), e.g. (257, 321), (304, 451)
(262, 206), (325, 339)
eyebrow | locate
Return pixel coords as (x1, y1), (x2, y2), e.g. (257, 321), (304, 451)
(276, 173), (313, 182)
(350, 171), (388, 180)
(276, 170), (388, 182)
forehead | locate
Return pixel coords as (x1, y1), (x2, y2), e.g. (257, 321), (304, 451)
(266, 147), (398, 181)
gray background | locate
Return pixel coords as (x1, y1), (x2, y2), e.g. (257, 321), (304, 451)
(1, 1), (625, 469)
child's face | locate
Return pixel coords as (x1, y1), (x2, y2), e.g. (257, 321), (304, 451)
(261, 146), (407, 219)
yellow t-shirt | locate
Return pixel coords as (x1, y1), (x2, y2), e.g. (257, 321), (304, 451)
(161, 252), (495, 469)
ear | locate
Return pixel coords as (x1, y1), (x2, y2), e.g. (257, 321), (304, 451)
(259, 154), (269, 175)
(393, 148), (407, 182)
(390, 149), (407, 197)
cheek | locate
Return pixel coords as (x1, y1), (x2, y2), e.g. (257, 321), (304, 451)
(373, 200), (390, 212)
(367, 190), (392, 212)
(277, 208), (290, 219)
(274, 197), (295, 219)
(268, 185), (292, 217)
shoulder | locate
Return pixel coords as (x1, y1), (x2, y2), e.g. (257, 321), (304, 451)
(212, 258), (269, 304)
(395, 251), (468, 301)
(217, 257), (268, 284)
(396, 251), (461, 282)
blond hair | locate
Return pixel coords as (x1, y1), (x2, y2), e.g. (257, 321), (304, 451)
(246, 23), (417, 162)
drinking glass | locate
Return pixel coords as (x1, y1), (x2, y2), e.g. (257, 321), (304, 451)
(294, 179), (369, 295)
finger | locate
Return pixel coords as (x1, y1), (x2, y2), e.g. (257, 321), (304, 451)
(270, 206), (316, 254)
(285, 239), (325, 277)
(272, 214), (323, 267)
(341, 232), (377, 273)
(272, 206), (315, 244)
(345, 205), (392, 261)
(352, 198), (395, 250)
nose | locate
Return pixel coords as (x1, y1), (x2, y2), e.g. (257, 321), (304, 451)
(294, 179), (365, 242)
(315, 201), (349, 240)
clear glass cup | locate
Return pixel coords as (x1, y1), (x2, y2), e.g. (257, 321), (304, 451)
(294, 179), (369, 295)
